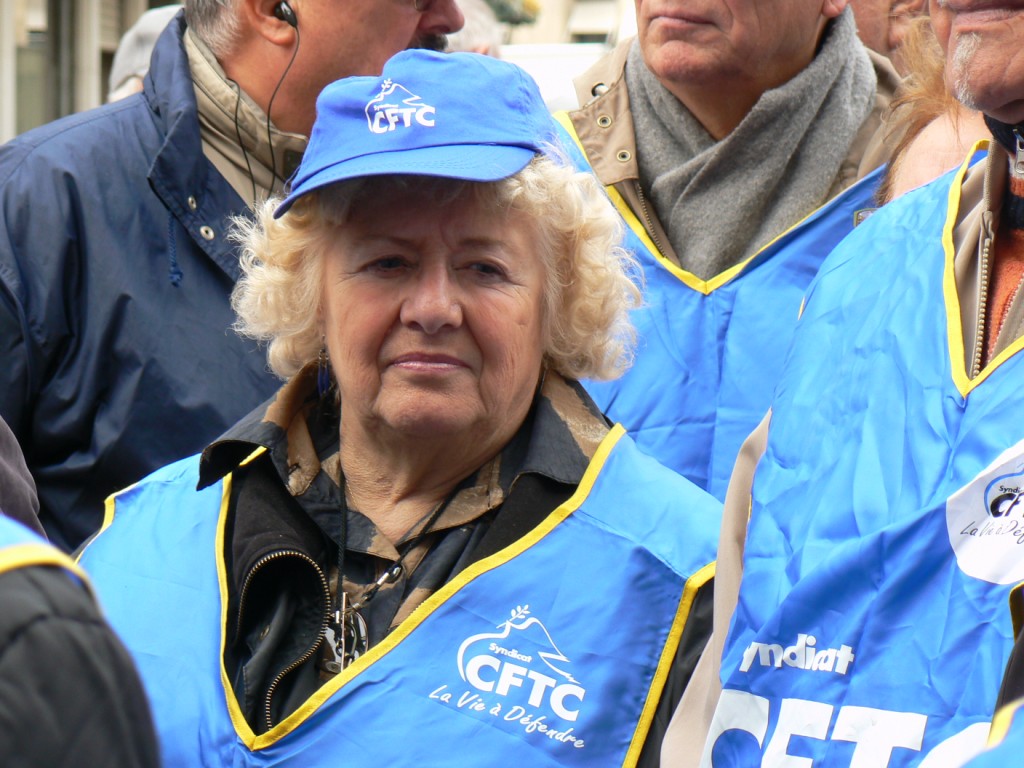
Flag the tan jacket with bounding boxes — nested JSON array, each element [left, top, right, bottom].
[[662, 140, 1007, 767], [565, 39, 901, 267]]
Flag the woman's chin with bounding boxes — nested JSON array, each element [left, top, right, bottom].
[[378, 406, 479, 443]]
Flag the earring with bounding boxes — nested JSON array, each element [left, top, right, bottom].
[[317, 346, 331, 397]]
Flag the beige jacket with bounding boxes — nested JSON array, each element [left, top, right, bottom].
[[565, 39, 900, 268], [662, 140, 1008, 767]]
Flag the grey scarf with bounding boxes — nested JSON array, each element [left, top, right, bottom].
[[626, 8, 876, 280]]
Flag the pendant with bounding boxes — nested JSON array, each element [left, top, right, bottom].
[[323, 593, 369, 674], [341, 596, 369, 667]]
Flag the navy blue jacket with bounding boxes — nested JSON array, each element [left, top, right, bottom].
[[0, 14, 280, 550]]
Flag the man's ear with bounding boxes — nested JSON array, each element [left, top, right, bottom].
[[889, 0, 927, 49], [241, 0, 297, 45], [821, 0, 848, 19]]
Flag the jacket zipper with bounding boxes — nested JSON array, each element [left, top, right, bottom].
[[971, 135, 1024, 378], [971, 214, 995, 379], [634, 181, 666, 258], [237, 549, 331, 733]]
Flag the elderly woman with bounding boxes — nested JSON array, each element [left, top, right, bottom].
[[79, 50, 720, 767]]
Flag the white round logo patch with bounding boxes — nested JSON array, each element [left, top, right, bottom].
[[946, 439, 1024, 584]]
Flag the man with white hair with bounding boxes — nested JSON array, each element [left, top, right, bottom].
[[664, 0, 1024, 764], [0, 0, 463, 550]]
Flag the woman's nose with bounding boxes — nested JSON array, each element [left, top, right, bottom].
[[399, 267, 463, 334]]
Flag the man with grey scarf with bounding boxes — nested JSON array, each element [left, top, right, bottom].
[[557, 0, 900, 503]]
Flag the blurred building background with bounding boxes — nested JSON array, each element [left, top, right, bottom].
[[0, 0, 636, 143]]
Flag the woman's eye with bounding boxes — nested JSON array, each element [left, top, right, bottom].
[[366, 256, 407, 273], [467, 262, 506, 279]]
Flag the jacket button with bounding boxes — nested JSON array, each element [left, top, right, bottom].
[[187, 196, 198, 211], [200, 225, 215, 240], [591, 83, 609, 97], [616, 150, 631, 162], [597, 114, 612, 128]]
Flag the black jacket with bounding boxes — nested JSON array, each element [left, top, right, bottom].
[[0, 551, 160, 766]]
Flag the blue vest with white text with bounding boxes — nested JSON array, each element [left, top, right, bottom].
[[79, 426, 720, 767], [706, 147, 1016, 767], [554, 114, 882, 500]]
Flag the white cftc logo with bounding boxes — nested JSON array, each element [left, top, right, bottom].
[[365, 79, 437, 135]]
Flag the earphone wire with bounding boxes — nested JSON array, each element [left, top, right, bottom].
[[266, 23, 300, 194]]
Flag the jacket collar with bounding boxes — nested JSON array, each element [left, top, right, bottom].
[[144, 12, 250, 281], [568, 39, 637, 187]]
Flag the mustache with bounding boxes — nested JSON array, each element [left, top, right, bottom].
[[410, 34, 449, 52]]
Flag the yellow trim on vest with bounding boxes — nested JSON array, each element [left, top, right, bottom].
[[216, 472, 258, 745], [0, 543, 93, 597], [217, 448, 308, 746], [941, 140, 1024, 398], [1010, 583, 1024, 642], [219, 424, 632, 751], [77, 474, 153, 566], [980, 335, 1024, 391], [987, 697, 1024, 747], [624, 560, 715, 766], [100, 494, 117, 534], [80, 452, 267, 569], [553, 111, 829, 297], [239, 446, 268, 467]]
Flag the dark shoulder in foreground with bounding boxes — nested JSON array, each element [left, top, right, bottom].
[[0, 562, 160, 767]]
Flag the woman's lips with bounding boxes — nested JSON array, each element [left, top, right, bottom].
[[389, 353, 469, 372]]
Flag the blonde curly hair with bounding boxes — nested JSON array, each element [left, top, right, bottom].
[[231, 153, 641, 382]]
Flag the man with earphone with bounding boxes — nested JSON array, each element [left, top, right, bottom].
[[0, 0, 464, 553]]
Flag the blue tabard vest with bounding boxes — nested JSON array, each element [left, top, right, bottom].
[[79, 425, 720, 767], [554, 113, 882, 500], [0, 515, 87, 584], [705, 146, 1018, 767]]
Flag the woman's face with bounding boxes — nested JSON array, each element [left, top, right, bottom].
[[321, 184, 547, 447]]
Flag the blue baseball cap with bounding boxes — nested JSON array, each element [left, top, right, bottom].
[[274, 49, 557, 217]]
